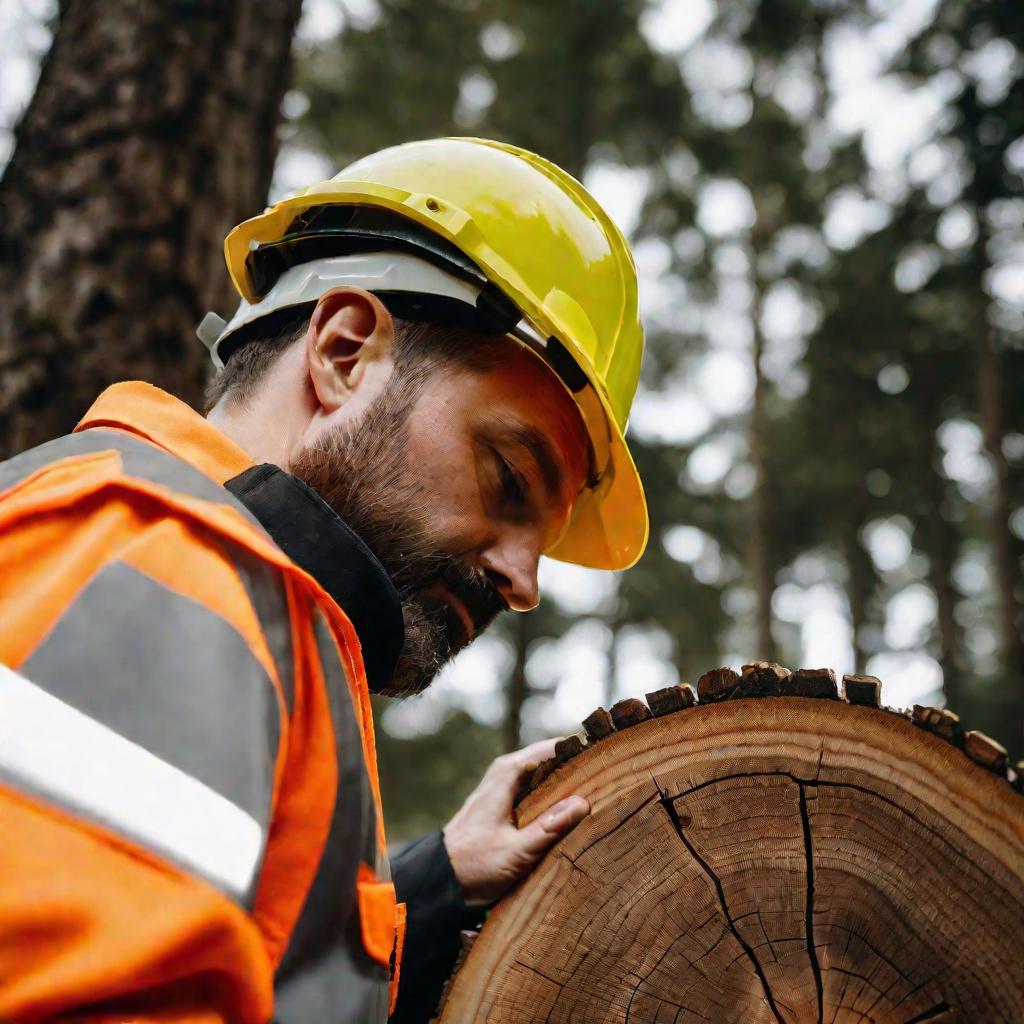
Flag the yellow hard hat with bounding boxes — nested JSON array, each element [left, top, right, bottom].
[[221, 138, 648, 570]]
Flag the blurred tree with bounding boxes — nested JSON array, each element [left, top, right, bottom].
[[952, 8, 1024, 713], [503, 614, 531, 753], [373, 706, 502, 843], [899, 0, 1024, 733], [0, 0, 303, 457], [617, 434, 734, 685], [298, 0, 685, 175], [4, 0, 1021, 834], [633, 0, 835, 665], [501, 599, 578, 751], [789, 203, 973, 707]]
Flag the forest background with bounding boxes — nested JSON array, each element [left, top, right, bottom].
[[2, 0, 1021, 841]]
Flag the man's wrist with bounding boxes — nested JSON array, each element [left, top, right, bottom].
[[395, 831, 485, 927], [441, 826, 496, 910]]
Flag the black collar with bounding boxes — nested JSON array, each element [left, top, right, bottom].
[[224, 463, 404, 693]]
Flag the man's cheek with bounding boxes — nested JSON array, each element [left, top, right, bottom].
[[404, 445, 485, 537], [419, 500, 484, 554]]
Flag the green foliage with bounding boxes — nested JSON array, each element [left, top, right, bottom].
[[297, 0, 1024, 803], [296, 0, 687, 176]]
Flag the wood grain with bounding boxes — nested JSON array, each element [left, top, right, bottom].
[[436, 685, 1024, 1024]]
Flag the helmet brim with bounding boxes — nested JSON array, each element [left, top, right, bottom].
[[546, 415, 648, 571]]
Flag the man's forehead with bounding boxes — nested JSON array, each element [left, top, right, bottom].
[[479, 357, 592, 500]]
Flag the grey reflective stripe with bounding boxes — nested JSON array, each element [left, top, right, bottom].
[[0, 429, 267, 535], [0, 663, 264, 903], [22, 560, 278, 906], [1, 430, 296, 710], [274, 608, 390, 1024]]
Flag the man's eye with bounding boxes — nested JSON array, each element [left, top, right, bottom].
[[497, 454, 527, 508]]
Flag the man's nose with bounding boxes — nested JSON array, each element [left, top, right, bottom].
[[479, 531, 542, 612]]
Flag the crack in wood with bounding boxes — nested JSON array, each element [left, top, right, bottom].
[[512, 959, 566, 1024], [843, 935, 942, 1023], [902, 1002, 954, 1023], [799, 783, 825, 1024], [512, 960, 562, 987], [625, 980, 707, 1024], [624, 969, 687, 1023], [444, 707, 1022, 1024], [557, 850, 596, 883], [655, 780, 788, 1024], [564, 790, 661, 863], [662, 768, 1020, 909], [884, 972, 952, 1022], [825, 925, 856, 1024], [656, 770, 966, 1024]]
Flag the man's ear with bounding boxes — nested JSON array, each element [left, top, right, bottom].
[[305, 287, 396, 413]]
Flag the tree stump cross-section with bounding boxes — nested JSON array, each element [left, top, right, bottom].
[[436, 671, 1024, 1024]]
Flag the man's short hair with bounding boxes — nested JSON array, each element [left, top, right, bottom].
[[204, 304, 509, 413]]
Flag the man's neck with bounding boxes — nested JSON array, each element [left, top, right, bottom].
[[206, 350, 313, 471]]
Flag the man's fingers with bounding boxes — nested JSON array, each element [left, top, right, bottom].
[[476, 738, 567, 819], [510, 737, 561, 771], [489, 737, 561, 786], [538, 794, 589, 835], [518, 795, 590, 858]]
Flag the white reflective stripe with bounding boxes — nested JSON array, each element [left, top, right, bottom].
[[208, 250, 485, 368], [0, 663, 263, 903]]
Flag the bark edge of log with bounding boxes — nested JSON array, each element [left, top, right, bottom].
[[513, 664, 1023, 810]]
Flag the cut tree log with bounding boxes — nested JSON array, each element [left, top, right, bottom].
[[435, 667, 1024, 1024]]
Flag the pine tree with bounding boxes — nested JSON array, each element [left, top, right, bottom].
[[0, 0, 303, 456]]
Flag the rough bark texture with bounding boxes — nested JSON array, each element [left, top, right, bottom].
[[437, 668, 1024, 1023], [0, 0, 303, 457]]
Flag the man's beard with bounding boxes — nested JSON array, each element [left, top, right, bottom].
[[290, 379, 507, 697]]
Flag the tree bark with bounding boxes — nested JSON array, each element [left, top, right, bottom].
[[0, 0, 303, 457], [439, 672, 1024, 1023]]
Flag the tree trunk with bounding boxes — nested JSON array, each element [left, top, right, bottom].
[[0, 0, 303, 457], [438, 669, 1023, 1023], [840, 514, 871, 674], [503, 613, 531, 753], [604, 613, 625, 709], [919, 423, 965, 710], [971, 235, 1024, 715], [748, 257, 775, 661]]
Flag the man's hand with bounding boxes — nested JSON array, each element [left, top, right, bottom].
[[442, 738, 590, 907]]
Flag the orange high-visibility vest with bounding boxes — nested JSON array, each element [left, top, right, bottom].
[[0, 381, 405, 1023]]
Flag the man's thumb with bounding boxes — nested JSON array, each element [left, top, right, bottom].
[[517, 795, 590, 858]]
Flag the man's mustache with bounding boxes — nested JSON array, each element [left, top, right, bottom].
[[400, 552, 509, 644], [430, 555, 509, 638]]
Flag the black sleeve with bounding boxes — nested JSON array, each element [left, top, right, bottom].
[[389, 831, 486, 1024]]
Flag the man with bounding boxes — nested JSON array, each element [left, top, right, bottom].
[[0, 137, 647, 1022]]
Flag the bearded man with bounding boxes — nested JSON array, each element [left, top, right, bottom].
[[0, 138, 648, 1024]]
